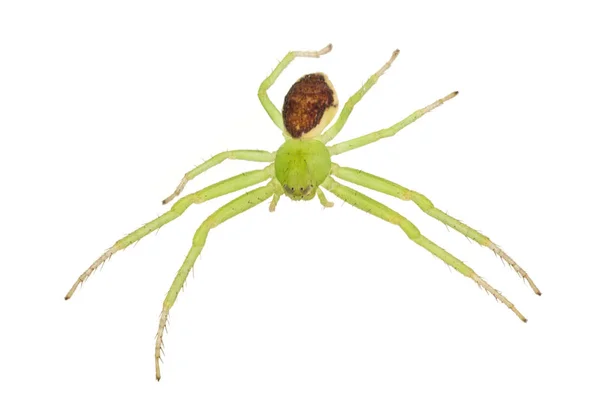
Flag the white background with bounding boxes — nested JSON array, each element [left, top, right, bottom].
[[1, 1, 599, 399]]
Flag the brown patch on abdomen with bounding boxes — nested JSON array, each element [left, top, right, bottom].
[[282, 73, 335, 138]]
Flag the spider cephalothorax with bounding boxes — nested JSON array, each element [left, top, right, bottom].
[[274, 138, 331, 200], [66, 44, 540, 381]]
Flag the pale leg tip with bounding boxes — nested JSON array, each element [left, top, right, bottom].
[[162, 193, 177, 205], [320, 43, 333, 54], [518, 313, 528, 323]]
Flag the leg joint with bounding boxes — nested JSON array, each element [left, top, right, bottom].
[[192, 225, 210, 246], [410, 191, 434, 211], [392, 216, 421, 240]]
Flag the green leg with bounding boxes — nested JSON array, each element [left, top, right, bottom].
[[268, 181, 284, 212], [155, 181, 276, 380], [269, 192, 281, 212], [328, 91, 458, 156], [258, 44, 332, 131], [317, 187, 334, 208], [162, 150, 274, 204], [330, 164, 541, 295], [64, 166, 274, 300], [321, 176, 527, 323], [320, 49, 399, 144]]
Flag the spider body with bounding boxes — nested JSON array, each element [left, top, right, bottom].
[[66, 44, 540, 380]]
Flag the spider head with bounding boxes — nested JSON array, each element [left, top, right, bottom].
[[281, 182, 317, 201], [282, 73, 338, 139], [275, 138, 331, 201]]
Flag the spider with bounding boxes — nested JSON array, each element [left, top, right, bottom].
[[65, 44, 541, 380]]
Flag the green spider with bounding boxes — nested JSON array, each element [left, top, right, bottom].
[[66, 44, 541, 380]]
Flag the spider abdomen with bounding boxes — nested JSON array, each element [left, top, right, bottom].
[[282, 73, 338, 139]]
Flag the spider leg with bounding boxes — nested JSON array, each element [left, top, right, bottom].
[[321, 176, 527, 323], [328, 91, 458, 156], [269, 192, 281, 212], [155, 181, 276, 380], [317, 187, 334, 208], [320, 49, 399, 144], [162, 149, 274, 204], [258, 44, 332, 131], [64, 165, 274, 300], [268, 181, 284, 212], [330, 164, 541, 295]]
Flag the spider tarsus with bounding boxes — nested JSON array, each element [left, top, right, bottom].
[[320, 43, 333, 55], [472, 273, 527, 322], [155, 310, 169, 381], [162, 178, 187, 205], [487, 242, 541, 296], [64, 284, 79, 300], [516, 313, 528, 323], [162, 194, 175, 205], [299, 44, 333, 58], [375, 50, 400, 77]]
